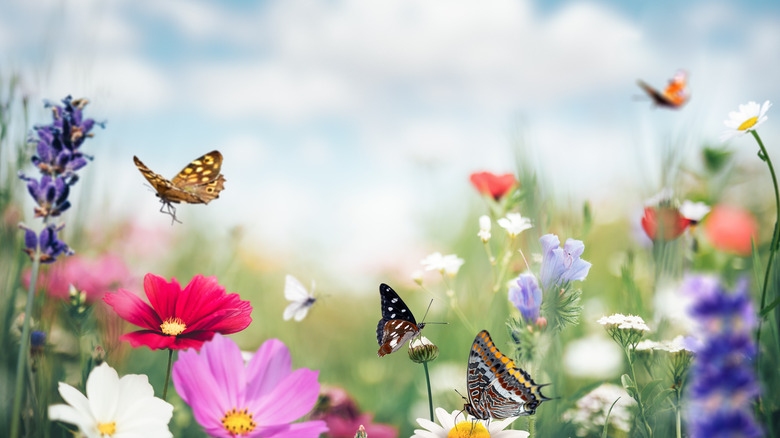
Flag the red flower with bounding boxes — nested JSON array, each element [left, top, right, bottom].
[[641, 206, 691, 241], [103, 273, 252, 351], [704, 205, 758, 256], [469, 171, 517, 200]]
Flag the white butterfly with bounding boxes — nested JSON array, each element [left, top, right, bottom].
[[283, 275, 317, 321]]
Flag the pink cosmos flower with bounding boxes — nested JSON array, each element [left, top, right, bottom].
[[469, 171, 518, 200], [172, 333, 327, 438], [23, 254, 135, 303], [311, 387, 398, 438], [103, 273, 252, 351]]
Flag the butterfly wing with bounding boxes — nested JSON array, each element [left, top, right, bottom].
[[637, 70, 689, 109], [169, 150, 226, 204], [376, 283, 421, 357], [637, 80, 674, 107], [285, 275, 311, 301], [283, 275, 316, 321], [466, 330, 549, 419], [283, 299, 315, 321], [133, 156, 180, 202]]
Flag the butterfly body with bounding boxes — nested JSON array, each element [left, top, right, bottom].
[[464, 330, 548, 419], [637, 70, 690, 109], [376, 283, 425, 357], [133, 150, 226, 222], [283, 275, 317, 321]]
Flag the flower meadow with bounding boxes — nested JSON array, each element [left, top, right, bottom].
[[2, 81, 780, 438]]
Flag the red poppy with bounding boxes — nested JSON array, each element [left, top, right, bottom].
[[704, 205, 758, 256], [103, 273, 252, 351], [641, 206, 691, 241], [469, 171, 517, 200]]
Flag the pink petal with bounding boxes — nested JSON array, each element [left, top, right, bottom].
[[175, 275, 224, 322], [144, 273, 182, 319], [246, 339, 292, 399], [170, 331, 217, 351], [103, 290, 161, 330], [121, 331, 176, 350], [265, 421, 328, 438], [186, 301, 252, 334], [201, 334, 246, 406], [172, 347, 229, 432], [252, 369, 320, 424]]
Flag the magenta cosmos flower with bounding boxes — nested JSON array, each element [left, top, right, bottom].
[[103, 273, 252, 351], [173, 333, 328, 438]]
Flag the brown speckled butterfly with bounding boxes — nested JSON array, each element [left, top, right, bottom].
[[133, 150, 226, 223]]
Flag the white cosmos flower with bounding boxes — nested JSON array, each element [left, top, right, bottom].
[[49, 363, 173, 438], [421, 252, 465, 276], [497, 213, 533, 238], [412, 407, 529, 438], [721, 100, 771, 141], [478, 215, 492, 242]]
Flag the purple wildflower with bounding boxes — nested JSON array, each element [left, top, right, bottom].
[[684, 276, 762, 438], [508, 273, 543, 323], [172, 333, 327, 438], [539, 234, 591, 290], [19, 223, 73, 264]]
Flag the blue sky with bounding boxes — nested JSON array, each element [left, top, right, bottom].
[[2, 0, 779, 282]]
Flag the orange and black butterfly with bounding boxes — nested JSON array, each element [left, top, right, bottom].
[[133, 150, 226, 223], [637, 70, 690, 109]]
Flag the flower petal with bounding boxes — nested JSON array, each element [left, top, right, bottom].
[[246, 339, 292, 399], [103, 289, 162, 331], [86, 363, 119, 423], [265, 421, 329, 438], [144, 273, 182, 319], [172, 347, 230, 432], [120, 331, 176, 350], [252, 369, 320, 424]]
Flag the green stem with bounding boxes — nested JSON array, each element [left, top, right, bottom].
[[626, 348, 653, 438], [528, 414, 536, 437], [10, 252, 41, 438], [754, 130, 780, 357], [493, 237, 515, 293], [162, 348, 173, 401], [422, 361, 434, 422]]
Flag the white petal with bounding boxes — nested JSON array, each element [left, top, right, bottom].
[[49, 403, 93, 432], [56, 382, 94, 421], [411, 430, 444, 438], [86, 363, 120, 422], [416, 417, 444, 433]]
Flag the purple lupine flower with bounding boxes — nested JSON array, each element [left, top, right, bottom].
[[508, 273, 543, 323], [539, 234, 591, 290], [684, 276, 762, 438], [21, 175, 71, 217], [19, 223, 73, 264], [172, 333, 327, 438]]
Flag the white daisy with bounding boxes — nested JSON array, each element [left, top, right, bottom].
[[412, 407, 529, 438], [49, 362, 173, 438], [497, 213, 533, 238], [478, 215, 492, 242], [721, 100, 771, 141]]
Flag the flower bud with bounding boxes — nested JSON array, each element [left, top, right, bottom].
[[411, 270, 424, 286], [354, 425, 367, 438], [408, 336, 439, 363]]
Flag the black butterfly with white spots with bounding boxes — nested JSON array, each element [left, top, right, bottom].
[[376, 283, 425, 357]]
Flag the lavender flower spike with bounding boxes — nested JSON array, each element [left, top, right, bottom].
[[19, 223, 73, 264], [539, 234, 591, 290]]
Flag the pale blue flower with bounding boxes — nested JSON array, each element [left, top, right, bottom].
[[539, 234, 591, 290]]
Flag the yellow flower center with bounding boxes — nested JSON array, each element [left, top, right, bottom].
[[221, 407, 256, 435], [97, 421, 116, 436], [159, 317, 187, 336], [447, 421, 491, 438], [738, 116, 758, 131]]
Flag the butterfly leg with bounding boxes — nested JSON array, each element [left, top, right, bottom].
[[159, 200, 182, 225]]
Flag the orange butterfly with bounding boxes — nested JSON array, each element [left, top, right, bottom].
[[637, 70, 690, 109]]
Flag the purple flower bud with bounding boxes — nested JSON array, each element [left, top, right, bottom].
[[508, 273, 543, 323]]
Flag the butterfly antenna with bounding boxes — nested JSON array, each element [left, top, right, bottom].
[[418, 299, 449, 326]]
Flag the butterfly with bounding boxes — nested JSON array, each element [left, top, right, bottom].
[[283, 275, 317, 321], [637, 70, 690, 109], [463, 330, 549, 419], [133, 150, 226, 223], [376, 283, 425, 357]]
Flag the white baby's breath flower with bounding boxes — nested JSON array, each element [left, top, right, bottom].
[[49, 363, 173, 438], [563, 383, 636, 437], [635, 339, 663, 351], [721, 100, 771, 141], [497, 213, 533, 238], [680, 200, 710, 223], [478, 215, 492, 242], [412, 407, 529, 438]]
